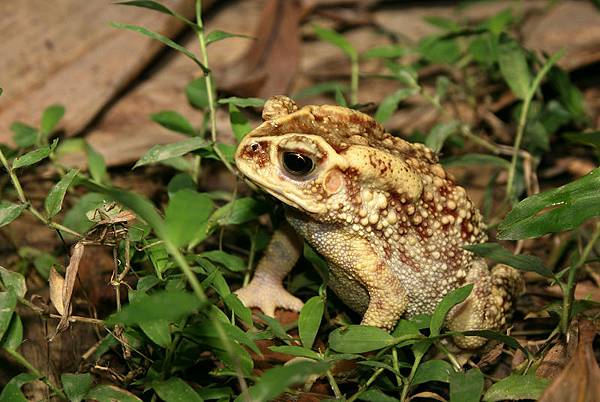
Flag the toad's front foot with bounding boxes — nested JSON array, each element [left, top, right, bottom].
[[235, 278, 304, 317]]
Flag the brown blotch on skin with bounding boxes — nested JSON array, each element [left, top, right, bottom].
[[240, 140, 271, 168]]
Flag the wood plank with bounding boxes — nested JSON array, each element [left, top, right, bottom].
[[60, 0, 264, 168], [0, 0, 197, 144], [523, 1, 600, 71]]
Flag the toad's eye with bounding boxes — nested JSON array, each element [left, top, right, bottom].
[[282, 152, 315, 176]]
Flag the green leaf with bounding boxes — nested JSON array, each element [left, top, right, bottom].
[[61, 373, 93, 402], [44, 169, 79, 218], [153, 378, 202, 402], [151, 110, 196, 136], [441, 153, 510, 169], [134, 137, 209, 168], [196, 387, 232, 400], [12, 139, 57, 169], [268, 345, 321, 360], [147, 242, 171, 274], [425, 121, 460, 153], [418, 36, 460, 64], [497, 38, 531, 99], [424, 15, 460, 31], [363, 44, 408, 59], [358, 389, 399, 402], [111, 22, 208, 74], [165, 189, 213, 247], [187, 313, 255, 376], [481, 9, 514, 36], [189, 313, 259, 354], [498, 167, 600, 239], [223, 293, 254, 327], [206, 30, 252, 46], [374, 88, 418, 124], [468, 33, 498, 67], [483, 373, 549, 401], [85, 385, 143, 402], [329, 325, 397, 353], [257, 313, 291, 342], [210, 197, 269, 226], [459, 330, 529, 356], [430, 284, 473, 337], [392, 319, 421, 338], [105, 290, 204, 326], [465, 243, 553, 278], [199, 250, 245, 272], [167, 173, 196, 197], [450, 369, 484, 402], [435, 76, 451, 102], [229, 104, 252, 142], [85, 142, 108, 184], [298, 295, 324, 349], [412, 359, 453, 385], [186, 77, 210, 109], [218, 97, 265, 108], [0, 291, 17, 341], [564, 131, 600, 151], [0, 267, 26, 298], [236, 361, 330, 402], [1, 314, 23, 351], [334, 87, 348, 107], [0, 374, 39, 402], [0, 202, 26, 229], [10, 122, 38, 148], [313, 25, 357, 60], [116, 0, 194, 26], [40, 104, 65, 135], [548, 66, 587, 122], [141, 318, 171, 348]]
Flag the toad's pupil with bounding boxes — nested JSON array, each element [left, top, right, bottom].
[[282, 152, 314, 176], [250, 142, 260, 152]]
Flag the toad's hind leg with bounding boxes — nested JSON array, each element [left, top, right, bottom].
[[446, 261, 524, 349]]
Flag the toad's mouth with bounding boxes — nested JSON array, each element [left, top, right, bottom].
[[259, 184, 326, 215], [239, 169, 325, 215]]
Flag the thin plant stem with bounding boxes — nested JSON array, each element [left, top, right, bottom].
[[350, 56, 359, 105], [326, 370, 343, 399], [190, 3, 250, 397], [391, 347, 404, 398], [0, 148, 83, 239], [4, 348, 67, 400], [347, 367, 385, 402], [400, 350, 425, 402], [194, 0, 238, 180], [560, 221, 600, 336], [506, 50, 563, 199]]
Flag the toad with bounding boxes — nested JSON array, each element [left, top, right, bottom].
[[234, 96, 524, 348]]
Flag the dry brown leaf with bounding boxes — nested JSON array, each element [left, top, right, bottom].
[[537, 342, 569, 381], [215, 0, 304, 98], [0, 0, 199, 145], [538, 320, 600, 402], [62, 242, 85, 318], [49, 267, 67, 316], [49, 242, 85, 336], [409, 391, 447, 402]]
